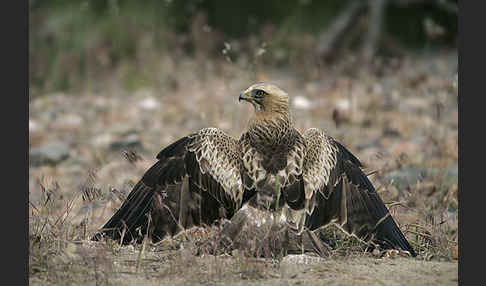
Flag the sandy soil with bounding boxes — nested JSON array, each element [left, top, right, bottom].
[[29, 241, 458, 286]]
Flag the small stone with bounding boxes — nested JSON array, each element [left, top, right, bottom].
[[382, 127, 401, 138], [335, 98, 350, 112], [281, 254, 325, 265], [29, 119, 39, 132], [53, 114, 83, 130], [91, 133, 115, 148], [384, 166, 428, 189], [30, 140, 71, 166], [356, 138, 382, 151], [292, 96, 312, 110], [138, 97, 160, 110], [108, 133, 143, 152]]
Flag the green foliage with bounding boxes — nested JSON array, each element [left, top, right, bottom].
[[167, 0, 348, 37], [29, 1, 172, 96], [385, 1, 457, 49]]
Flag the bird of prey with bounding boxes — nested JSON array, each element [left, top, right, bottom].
[[93, 82, 416, 257]]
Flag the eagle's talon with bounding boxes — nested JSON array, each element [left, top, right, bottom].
[[381, 249, 411, 259]]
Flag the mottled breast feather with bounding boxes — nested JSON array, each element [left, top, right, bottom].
[[239, 128, 307, 233], [239, 129, 306, 191], [186, 127, 244, 207]]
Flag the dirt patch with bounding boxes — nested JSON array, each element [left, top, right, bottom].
[[29, 241, 458, 286]]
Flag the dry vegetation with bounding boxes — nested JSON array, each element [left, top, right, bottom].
[[29, 32, 458, 284]]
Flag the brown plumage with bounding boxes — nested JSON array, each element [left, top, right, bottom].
[[93, 82, 416, 257]]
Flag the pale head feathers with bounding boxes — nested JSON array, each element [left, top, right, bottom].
[[240, 82, 292, 130]]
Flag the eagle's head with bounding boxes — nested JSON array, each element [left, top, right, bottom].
[[239, 82, 290, 116]]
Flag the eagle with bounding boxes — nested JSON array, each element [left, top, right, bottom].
[[93, 82, 416, 257]]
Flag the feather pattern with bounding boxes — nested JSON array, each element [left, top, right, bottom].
[[93, 128, 246, 243], [302, 128, 416, 256], [186, 128, 244, 206]]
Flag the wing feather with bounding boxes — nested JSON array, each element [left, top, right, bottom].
[[92, 128, 246, 244], [301, 128, 416, 256]]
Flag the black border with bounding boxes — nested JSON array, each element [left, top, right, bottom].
[[457, 0, 462, 282], [459, 0, 479, 285], [12, 0, 28, 285], [24, 1, 29, 285]]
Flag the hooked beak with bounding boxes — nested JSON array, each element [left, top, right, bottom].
[[238, 91, 253, 103], [239, 89, 263, 111]]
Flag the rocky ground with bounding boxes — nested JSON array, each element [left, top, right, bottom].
[[29, 50, 458, 285]]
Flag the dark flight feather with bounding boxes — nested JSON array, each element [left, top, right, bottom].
[[303, 129, 415, 256]]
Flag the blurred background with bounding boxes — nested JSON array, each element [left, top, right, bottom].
[[29, 0, 458, 272], [29, 0, 457, 97]]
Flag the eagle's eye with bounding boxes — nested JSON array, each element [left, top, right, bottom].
[[254, 89, 266, 98]]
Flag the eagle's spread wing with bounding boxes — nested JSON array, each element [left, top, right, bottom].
[[93, 128, 246, 244], [302, 128, 416, 256], [94, 82, 415, 257]]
